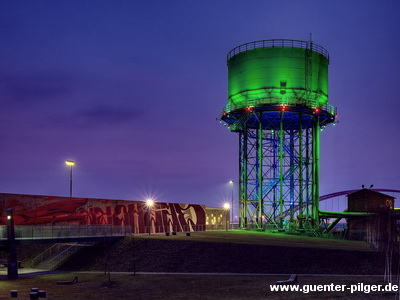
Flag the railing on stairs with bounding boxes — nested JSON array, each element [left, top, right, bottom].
[[44, 243, 79, 270], [32, 243, 80, 270], [30, 243, 62, 268]]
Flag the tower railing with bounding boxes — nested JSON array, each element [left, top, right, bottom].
[[222, 100, 336, 116], [227, 39, 329, 61]]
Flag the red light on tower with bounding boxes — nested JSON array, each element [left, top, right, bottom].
[[246, 106, 253, 112], [314, 108, 320, 114], [281, 105, 286, 111]]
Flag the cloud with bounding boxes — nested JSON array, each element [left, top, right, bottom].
[[39, 105, 143, 130], [0, 72, 73, 105], [75, 105, 140, 124], [0, 70, 144, 130]]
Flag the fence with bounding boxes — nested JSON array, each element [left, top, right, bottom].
[[0, 222, 233, 242], [141, 224, 206, 234], [0, 225, 132, 241]]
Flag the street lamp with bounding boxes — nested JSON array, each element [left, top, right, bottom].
[[7, 208, 18, 279], [146, 199, 154, 208], [145, 199, 154, 234], [223, 203, 230, 231], [65, 160, 75, 198], [229, 180, 234, 228]]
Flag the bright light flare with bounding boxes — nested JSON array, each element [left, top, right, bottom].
[[223, 203, 231, 210], [146, 199, 155, 207], [65, 160, 75, 166]]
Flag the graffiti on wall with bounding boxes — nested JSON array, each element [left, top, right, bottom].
[[0, 193, 206, 233]]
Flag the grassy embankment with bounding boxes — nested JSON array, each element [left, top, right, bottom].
[[61, 230, 384, 275], [0, 230, 394, 299]]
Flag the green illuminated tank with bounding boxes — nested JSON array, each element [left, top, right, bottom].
[[227, 39, 329, 110]]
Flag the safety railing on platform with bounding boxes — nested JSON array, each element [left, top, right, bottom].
[[0, 225, 132, 240], [142, 224, 206, 234], [0, 223, 234, 240], [222, 99, 336, 116], [227, 39, 330, 61]]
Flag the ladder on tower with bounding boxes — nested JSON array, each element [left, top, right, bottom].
[[305, 40, 313, 100]]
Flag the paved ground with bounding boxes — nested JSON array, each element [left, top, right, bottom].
[[0, 267, 389, 280], [0, 268, 61, 279], [0, 271, 396, 299]]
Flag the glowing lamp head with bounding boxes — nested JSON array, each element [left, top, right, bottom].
[[229, 180, 234, 184], [66, 160, 75, 166], [146, 199, 154, 208], [223, 203, 231, 210], [7, 215, 11, 220]]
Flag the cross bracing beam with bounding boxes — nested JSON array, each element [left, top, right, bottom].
[[231, 107, 325, 230]]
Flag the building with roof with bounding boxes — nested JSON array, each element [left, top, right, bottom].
[[347, 189, 396, 244]]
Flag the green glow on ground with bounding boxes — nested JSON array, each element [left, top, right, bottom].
[[136, 230, 373, 252]]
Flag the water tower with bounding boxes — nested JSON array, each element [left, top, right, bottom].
[[220, 39, 336, 231]]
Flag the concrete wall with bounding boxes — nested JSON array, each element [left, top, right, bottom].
[[0, 193, 206, 233]]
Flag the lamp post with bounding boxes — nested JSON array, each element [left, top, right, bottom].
[[65, 160, 75, 198], [229, 180, 234, 229], [146, 199, 154, 235], [223, 203, 230, 231], [7, 208, 18, 279]]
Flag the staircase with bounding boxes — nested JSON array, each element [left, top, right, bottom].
[[32, 243, 81, 270]]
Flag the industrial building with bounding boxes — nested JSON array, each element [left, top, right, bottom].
[[347, 189, 397, 244]]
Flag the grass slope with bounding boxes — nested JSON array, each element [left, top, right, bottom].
[[60, 231, 385, 275]]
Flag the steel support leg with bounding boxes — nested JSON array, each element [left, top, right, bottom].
[[257, 113, 263, 228], [312, 117, 320, 227]]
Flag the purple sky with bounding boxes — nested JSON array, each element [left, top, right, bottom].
[[0, 1, 399, 215]]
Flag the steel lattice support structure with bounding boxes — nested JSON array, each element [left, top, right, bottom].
[[220, 39, 336, 231], [224, 106, 333, 230]]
